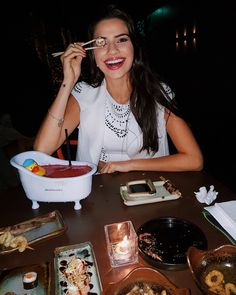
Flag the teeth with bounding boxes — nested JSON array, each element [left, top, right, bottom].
[[106, 59, 123, 65]]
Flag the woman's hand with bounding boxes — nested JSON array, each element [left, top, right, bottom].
[[60, 43, 86, 85], [98, 161, 131, 174]]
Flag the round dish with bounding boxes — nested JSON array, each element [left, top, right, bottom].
[[187, 244, 236, 294], [102, 266, 190, 295], [137, 217, 207, 270]]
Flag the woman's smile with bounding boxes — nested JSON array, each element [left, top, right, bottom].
[[104, 57, 126, 70]]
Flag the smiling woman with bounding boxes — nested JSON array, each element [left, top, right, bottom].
[[33, 4, 203, 175]]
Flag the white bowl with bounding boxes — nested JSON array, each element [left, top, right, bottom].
[[10, 151, 97, 210]]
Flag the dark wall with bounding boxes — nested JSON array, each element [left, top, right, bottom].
[[146, 0, 236, 192]]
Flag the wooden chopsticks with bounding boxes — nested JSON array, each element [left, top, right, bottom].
[[51, 38, 103, 57]]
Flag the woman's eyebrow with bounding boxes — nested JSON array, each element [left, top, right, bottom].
[[95, 33, 129, 39], [114, 33, 130, 38]]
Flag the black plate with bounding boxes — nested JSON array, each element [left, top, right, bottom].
[[137, 217, 207, 270]]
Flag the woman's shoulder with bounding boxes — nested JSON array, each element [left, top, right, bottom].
[[72, 81, 97, 94], [71, 80, 106, 108]]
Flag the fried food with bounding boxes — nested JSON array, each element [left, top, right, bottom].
[[0, 221, 41, 235], [10, 236, 28, 252], [204, 270, 236, 295], [0, 231, 14, 247], [209, 285, 225, 295], [0, 231, 32, 252], [205, 270, 224, 287], [0, 212, 55, 235], [225, 283, 236, 295]]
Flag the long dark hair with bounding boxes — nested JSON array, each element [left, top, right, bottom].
[[81, 5, 181, 154]]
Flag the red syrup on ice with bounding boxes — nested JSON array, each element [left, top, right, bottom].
[[41, 164, 92, 178]]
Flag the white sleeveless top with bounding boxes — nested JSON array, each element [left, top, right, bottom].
[[71, 79, 172, 164]]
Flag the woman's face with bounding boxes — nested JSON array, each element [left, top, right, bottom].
[[93, 18, 134, 81]]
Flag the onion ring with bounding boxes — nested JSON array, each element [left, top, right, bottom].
[[225, 283, 236, 295], [205, 270, 224, 287]]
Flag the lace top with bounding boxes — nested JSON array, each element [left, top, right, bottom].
[[99, 93, 131, 162]]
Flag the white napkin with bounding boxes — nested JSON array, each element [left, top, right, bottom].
[[204, 201, 236, 240], [194, 185, 218, 205]]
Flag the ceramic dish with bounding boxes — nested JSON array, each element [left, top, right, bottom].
[[102, 266, 190, 295], [10, 151, 97, 210], [137, 217, 207, 270], [187, 244, 236, 295], [0, 262, 51, 294], [54, 241, 102, 295], [0, 210, 66, 255], [120, 179, 181, 206]]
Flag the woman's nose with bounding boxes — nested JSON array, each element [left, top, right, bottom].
[[106, 41, 119, 53]]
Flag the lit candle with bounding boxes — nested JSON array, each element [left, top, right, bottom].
[[114, 236, 130, 260], [105, 221, 138, 267], [113, 235, 131, 261], [116, 236, 129, 254]]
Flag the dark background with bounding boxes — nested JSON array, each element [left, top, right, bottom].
[[3, 0, 236, 192]]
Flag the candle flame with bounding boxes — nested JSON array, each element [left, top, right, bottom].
[[115, 235, 129, 255], [119, 235, 129, 248], [117, 223, 122, 231]]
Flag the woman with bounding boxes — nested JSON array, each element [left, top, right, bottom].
[[34, 5, 203, 173]]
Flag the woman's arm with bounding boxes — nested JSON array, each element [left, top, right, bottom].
[[33, 43, 86, 155], [99, 111, 203, 173], [33, 94, 80, 155]]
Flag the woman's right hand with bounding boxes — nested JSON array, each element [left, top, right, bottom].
[[60, 43, 86, 85]]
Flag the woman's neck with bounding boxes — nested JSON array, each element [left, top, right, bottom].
[[105, 77, 131, 104]]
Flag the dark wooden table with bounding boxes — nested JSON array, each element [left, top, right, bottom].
[[0, 170, 235, 294]]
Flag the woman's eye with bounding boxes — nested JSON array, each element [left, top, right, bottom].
[[117, 37, 129, 43]]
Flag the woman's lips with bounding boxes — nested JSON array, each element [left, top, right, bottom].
[[104, 58, 125, 70]]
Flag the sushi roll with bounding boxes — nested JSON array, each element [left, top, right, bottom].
[[23, 271, 38, 289]]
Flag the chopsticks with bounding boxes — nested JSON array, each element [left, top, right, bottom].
[[51, 38, 101, 57]]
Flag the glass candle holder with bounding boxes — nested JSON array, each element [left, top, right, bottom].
[[104, 220, 138, 268]]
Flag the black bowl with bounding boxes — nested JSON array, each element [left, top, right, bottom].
[[137, 217, 207, 270]]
